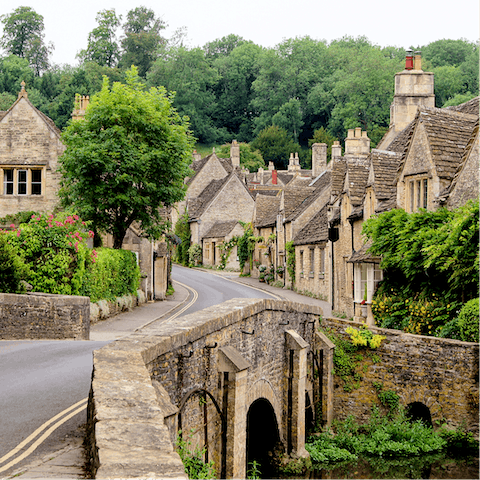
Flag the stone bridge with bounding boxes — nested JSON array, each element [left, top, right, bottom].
[[87, 298, 478, 479]]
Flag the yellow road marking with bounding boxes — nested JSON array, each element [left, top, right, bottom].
[[166, 280, 199, 321], [0, 399, 87, 472]]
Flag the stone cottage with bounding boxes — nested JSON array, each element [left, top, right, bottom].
[[0, 82, 64, 217]]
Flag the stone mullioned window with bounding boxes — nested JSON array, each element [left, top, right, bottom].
[[2, 167, 43, 196]]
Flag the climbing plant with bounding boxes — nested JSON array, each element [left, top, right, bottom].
[[218, 236, 239, 269], [174, 211, 191, 266], [187, 243, 202, 266], [286, 240, 296, 286], [237, 222, 263, 273]]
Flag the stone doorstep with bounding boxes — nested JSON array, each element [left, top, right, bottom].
[[6, 438, 85, 480]]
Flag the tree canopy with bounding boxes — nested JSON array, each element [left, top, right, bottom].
[[59, 67, 194, 248], [0, 6, 53, 74]]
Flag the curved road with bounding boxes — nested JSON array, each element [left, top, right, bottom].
[[0, 268, 276, 477]]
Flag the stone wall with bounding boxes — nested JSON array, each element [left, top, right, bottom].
[[87, 300, 478, 479], [0, 292, 90, 340], [320, 317, 479, 433]]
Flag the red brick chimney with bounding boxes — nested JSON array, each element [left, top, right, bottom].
[[272, 170, 278, 185], [405, 49, 414, 70]]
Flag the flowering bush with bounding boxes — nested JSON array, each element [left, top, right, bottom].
[[345, 325, 385, 349], [5, 213, 95, 295]]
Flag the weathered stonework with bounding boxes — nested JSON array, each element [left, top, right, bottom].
[[87, 300, 477, 479], [0, 292, 90, 340]]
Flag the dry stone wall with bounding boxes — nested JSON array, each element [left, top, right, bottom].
[[0, 292, 90, 340]]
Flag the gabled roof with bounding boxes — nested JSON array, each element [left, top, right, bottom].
[[186, 153, 233, 186], [188, 177, 229, 219], [331, 157, 347, 200], [283, 186, 315, 219], [293, 206, 328, 246], [285, 171, 331, 222], [254, 194, 281, 228], [203, 220, 239, 239], [368, 150, 402, 201], [0, 94, 61, 139], [347, 242, 381, 264], [401, 106, 477, 181], [345, 158, 370, 206], [444, 96, 479, 116], [385, 120, 416, 155]]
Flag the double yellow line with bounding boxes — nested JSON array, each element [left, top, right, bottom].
[[0, 398, 87, 473]]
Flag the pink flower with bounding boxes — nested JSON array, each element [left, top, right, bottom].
[[9, 224, 15, 228], [16, 230, 21, 237]]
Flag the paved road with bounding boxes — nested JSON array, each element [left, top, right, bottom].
[[0, 267, 278, 478], [172, 264, 277, 315]]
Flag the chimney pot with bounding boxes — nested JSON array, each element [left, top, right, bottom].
[[405, 49, 414, 70]]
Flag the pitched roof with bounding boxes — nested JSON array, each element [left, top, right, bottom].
[[283, 186, 315, 219], [347, 242, 381, 264], [254, 194, 281, 228], [331, 157, 347, 200], [188, 177, 229, 219], [345, 158, 370, 206], [186, 153, 233, 186], [444, 96, 479, 116], [369, 150, 402, 201], [385, 120, 416, 155], [406, 106, 477, 181], [203, 220, 239, 239], [293, 206, 328, 246], [286, 171, 331, 222]]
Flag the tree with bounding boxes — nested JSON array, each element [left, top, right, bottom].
[[119, 6, 166, 77], [216, 142, 265, 172], [0, 7, 53, 74], [59, 67, 194, 249], [309, 127, 339, 162], [78, 9, 121, 68], [250, 125, 301, 170]]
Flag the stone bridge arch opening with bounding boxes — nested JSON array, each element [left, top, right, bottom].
[[246, 398, 280, 479], [406, 401, 433, 427]]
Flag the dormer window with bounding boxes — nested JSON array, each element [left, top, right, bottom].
[[407, 176, 428, 212]]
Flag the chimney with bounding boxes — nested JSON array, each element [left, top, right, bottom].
[[268, 161, 275, 171], [405, 49, 414, 70], [414, 51, 422, 71], [272, 170, 278, 185], [258, 167, 264, 185], [312, 143, 327, 177], [331, 141, 342, 159], [288, 153, 295, 171], [72, 94, 90, 121], [192, 149, 201, 161], [17, 80, 28, 99], [345, 128, 370, 156], [230, 139, 240, 167]]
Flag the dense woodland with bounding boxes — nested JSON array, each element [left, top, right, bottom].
[[0, 6, 478, 168]]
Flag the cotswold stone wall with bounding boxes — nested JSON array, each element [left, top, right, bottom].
[[321, 317, 479, 433], [0, 292, 89, 340]]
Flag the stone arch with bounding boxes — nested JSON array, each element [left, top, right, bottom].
[[406, 401, 433, 427], [246, 378, 283, 438], [398, 388, 442, 423], [246, 398, 281, 479]]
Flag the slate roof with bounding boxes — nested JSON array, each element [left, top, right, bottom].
[[369, 150, 402, 201], [254, 194, 281, 228], [331, 157, 347, 200], [286, 171, 331, 222], [188, 177, 229, 219], [283, 186, 315, 219], [187, 153, 233, 185], [346, 159, 370, 206], [203, 220, 239, 239], [347, 242, 381, 264], [385, 120, 416, 155], [444, 96, 479, 116], [403, 106, 478, 181], [293, 206, 328, 246]]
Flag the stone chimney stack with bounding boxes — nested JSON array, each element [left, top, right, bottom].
[[312, 143, 327, 177], [192, 150, 201, 161], [331, 141, 342, 160], [230, 139, 240, 168], [268, 161, 275, 171], [72, 94, 90, 121], [344, 128, 370, 157], [258, 167, 264, 185], [390, 50, 434, 132]]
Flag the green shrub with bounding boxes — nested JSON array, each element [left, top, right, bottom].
[[0, 233, 26, 293], [81, 248, 140, 302], [176, 430, 216, 479], [456, 298, 479, 342]]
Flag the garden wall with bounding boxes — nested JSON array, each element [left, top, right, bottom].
[[0, 292, 90, 340]]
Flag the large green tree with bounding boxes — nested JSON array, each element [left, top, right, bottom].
[[59, 67, 194, 248], [119, 6, 166, 77], [0, 6, 53, 74], [78, 9, 121, 68]]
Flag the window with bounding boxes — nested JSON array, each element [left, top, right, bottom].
[[423, 179, 428, 208], [31, 170, 42, 195], [409, 181, 414, 212], [416, 180, 421, 210], [319, 247, 325, 274], [310, 248, 315, 275], [2, 168, 42, 196], [300, 250, 304, 276], [4, 169, 13, 195], [17, 170, 27, 195], [408, 178, 428, 212]]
